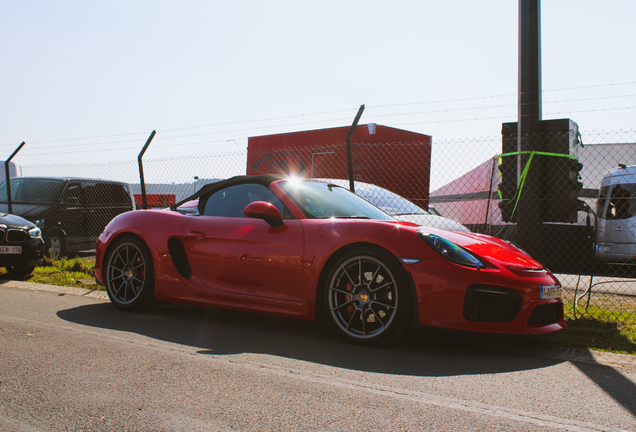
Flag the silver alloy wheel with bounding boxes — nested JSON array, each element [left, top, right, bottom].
[[48, 236, 62, 260], [106, 241, 147, 306], [327, 255, 399, 340]]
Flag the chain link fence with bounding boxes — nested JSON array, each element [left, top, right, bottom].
[[2, 129, 635, 320]]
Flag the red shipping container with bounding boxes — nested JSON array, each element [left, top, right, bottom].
[[134, 194, 176, 209], [247, 123, 431, 209]]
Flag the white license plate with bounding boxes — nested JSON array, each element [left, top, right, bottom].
[[540, 285, 561, 299], [596, 244, 612, 253], [0, 246, 21, 254]]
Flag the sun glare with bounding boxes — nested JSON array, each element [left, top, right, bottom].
[[287, 175, 302, 188]]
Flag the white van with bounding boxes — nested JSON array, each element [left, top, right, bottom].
[[595, 165, 636, 262]]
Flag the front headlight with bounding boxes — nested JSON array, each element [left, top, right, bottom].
[[28, 227, 42, 239], [418, 231, 486, 269]]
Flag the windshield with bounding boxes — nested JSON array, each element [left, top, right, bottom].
[[279, 180, 395, 220], [314, 179, 427, 216], [356, 185, 427, 215], [0, 178, 65, 204], [598, 183, 636, 220]]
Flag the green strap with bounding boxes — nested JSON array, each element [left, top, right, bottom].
[[500, 150, 578, 160], [497, 151, 579, 220]]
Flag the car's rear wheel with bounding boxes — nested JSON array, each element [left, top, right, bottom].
[[324, 248, 412, 345], [105, 237, 155, 311], [46, 231, 66, 260]]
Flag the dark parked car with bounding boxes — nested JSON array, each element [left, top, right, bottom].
[[0, 177, 134, 259], [0, 212, 44, 278]]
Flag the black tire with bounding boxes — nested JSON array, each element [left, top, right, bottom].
[[323, 247, 412, 345], [105, 236, 155, 311], [6, 264, 35, 280], [46, 231, 66, 260]]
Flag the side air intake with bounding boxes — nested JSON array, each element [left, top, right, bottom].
[[167, 238, 192, 280]]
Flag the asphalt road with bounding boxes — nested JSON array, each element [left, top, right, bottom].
[[1, 282, 635, 431]]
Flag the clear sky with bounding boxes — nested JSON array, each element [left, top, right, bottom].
[[1, 0, 634, 172]]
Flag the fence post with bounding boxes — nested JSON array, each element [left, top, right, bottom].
[[5, 141, 25, 214], [516, 0, 544, 261], [138, 130, 156, 210], [345, 105, 365, 193], [485, 156, 497, 234]]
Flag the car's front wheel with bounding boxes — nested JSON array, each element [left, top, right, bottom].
[[324, 248, 412, 345], [105, 236, 155, 311], [6, 264, 35, 280]]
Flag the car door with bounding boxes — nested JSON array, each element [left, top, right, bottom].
[[181, 182, 304, 301], [59, 181, 89, 249], [82, 181, 112, 242], [597, 181, 636, 258]]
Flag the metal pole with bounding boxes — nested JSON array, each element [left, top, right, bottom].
[[485, 156, 497, 235], [345, 105, 365, 193], [518, 0, 542, 138], [5, 142, 25, 214], [138, 130, 156, 210], [517, 0, 543, 261]]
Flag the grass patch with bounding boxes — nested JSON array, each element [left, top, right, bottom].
[[0, 256, 104, 291], [553, 298, 636, 354], [543, 317, 636, 355]]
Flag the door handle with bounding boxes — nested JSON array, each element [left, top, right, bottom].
[[186, 230, 206, 240]]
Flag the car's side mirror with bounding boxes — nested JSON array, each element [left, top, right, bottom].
[[244, 201, 283, 227]]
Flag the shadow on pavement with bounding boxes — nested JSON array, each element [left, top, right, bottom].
[[57, 301, 565, 378], [58, 302, 636, 416], [572, 361, 636, 416]]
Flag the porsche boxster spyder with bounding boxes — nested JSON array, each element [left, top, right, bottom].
[[95, 175, 565, 345]]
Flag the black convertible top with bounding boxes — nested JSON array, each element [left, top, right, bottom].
[[170, 174, 287, 210]]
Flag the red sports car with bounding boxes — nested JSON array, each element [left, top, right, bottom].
[[95, 174, 566, 345]]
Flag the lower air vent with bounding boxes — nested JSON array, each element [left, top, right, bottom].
[[463, 285, 523, 323], [167, 238, 192, 280], [528, 303, 562, 326]]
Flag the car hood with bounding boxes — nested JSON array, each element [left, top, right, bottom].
[[394, 213, 470, 232], [419, 228, 544, 270], [0, 213, 37, 229]]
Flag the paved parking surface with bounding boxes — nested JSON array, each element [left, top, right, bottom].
[[1, 281, 635, 431]]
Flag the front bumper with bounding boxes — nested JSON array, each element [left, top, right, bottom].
[[407, 258, 566, 335], [0, 237, 44, 267]]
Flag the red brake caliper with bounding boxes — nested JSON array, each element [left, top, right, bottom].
[[345, 281, 354, 317]]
